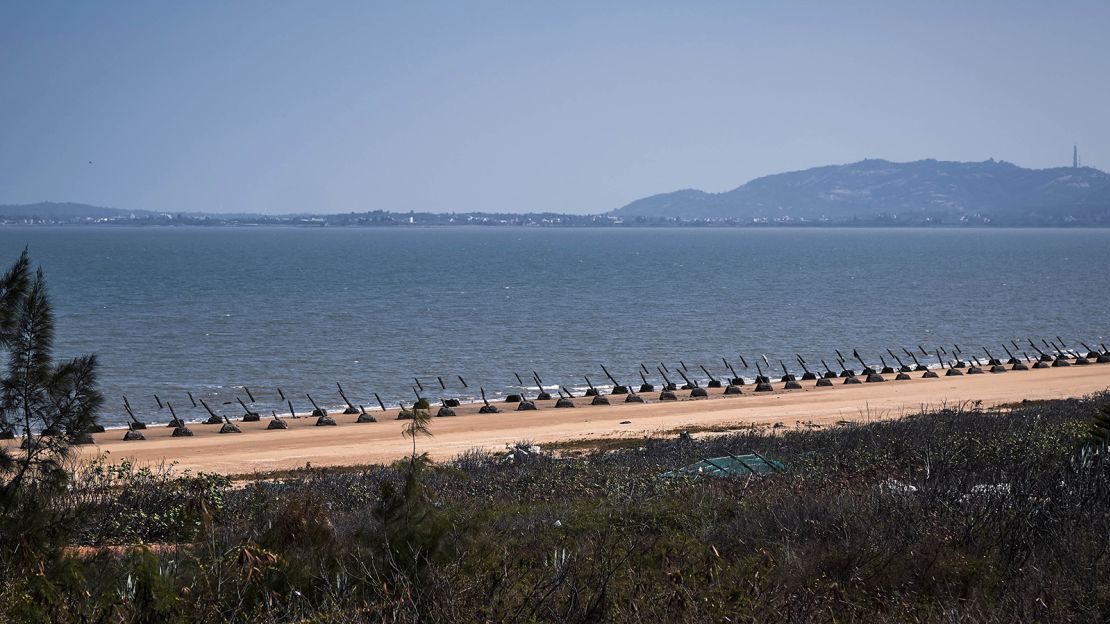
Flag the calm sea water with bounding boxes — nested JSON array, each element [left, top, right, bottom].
[[2, 226, 1108, 427]]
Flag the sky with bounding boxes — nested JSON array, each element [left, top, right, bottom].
[[1, 2, 1108, 215]]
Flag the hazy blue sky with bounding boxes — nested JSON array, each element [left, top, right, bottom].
[[2, 2, 1108, 215]]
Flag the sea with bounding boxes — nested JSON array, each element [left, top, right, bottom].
[[2, 226, 1108, 428]]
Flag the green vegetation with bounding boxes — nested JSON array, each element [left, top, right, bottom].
[[0, 394, 1108, 622], [1091, 404, 1110, 445], [2, 250, 1109, 621], [1, 250, 104, 608]]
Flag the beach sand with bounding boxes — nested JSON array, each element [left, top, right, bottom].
[[44, 364, 1110, 476]]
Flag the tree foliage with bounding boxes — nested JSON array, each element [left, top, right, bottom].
[[0, 249, 103, 572], [1091, 404, 1110, 445]]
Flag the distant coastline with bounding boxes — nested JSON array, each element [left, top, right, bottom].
[[6, 157, 1110, 227], [4, 214, 1110, 228]]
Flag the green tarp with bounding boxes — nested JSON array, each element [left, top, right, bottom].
[[661, 454, 784, 479]]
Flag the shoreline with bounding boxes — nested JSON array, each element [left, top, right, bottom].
[[28, 362, 1106, 477], [64, 360, 1061, 432]]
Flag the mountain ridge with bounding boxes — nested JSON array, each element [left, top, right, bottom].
[[611, 159, 1110, 224], [0, 201, 140, 219], [7, 158, 1110, 226]]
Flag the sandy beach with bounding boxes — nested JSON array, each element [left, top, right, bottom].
[[44, 364, 1110, 475]]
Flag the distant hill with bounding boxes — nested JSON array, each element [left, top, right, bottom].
[[0, 202, 138, 219], [11, 160, 1110, 227], [612, 159, 1110, 225]]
